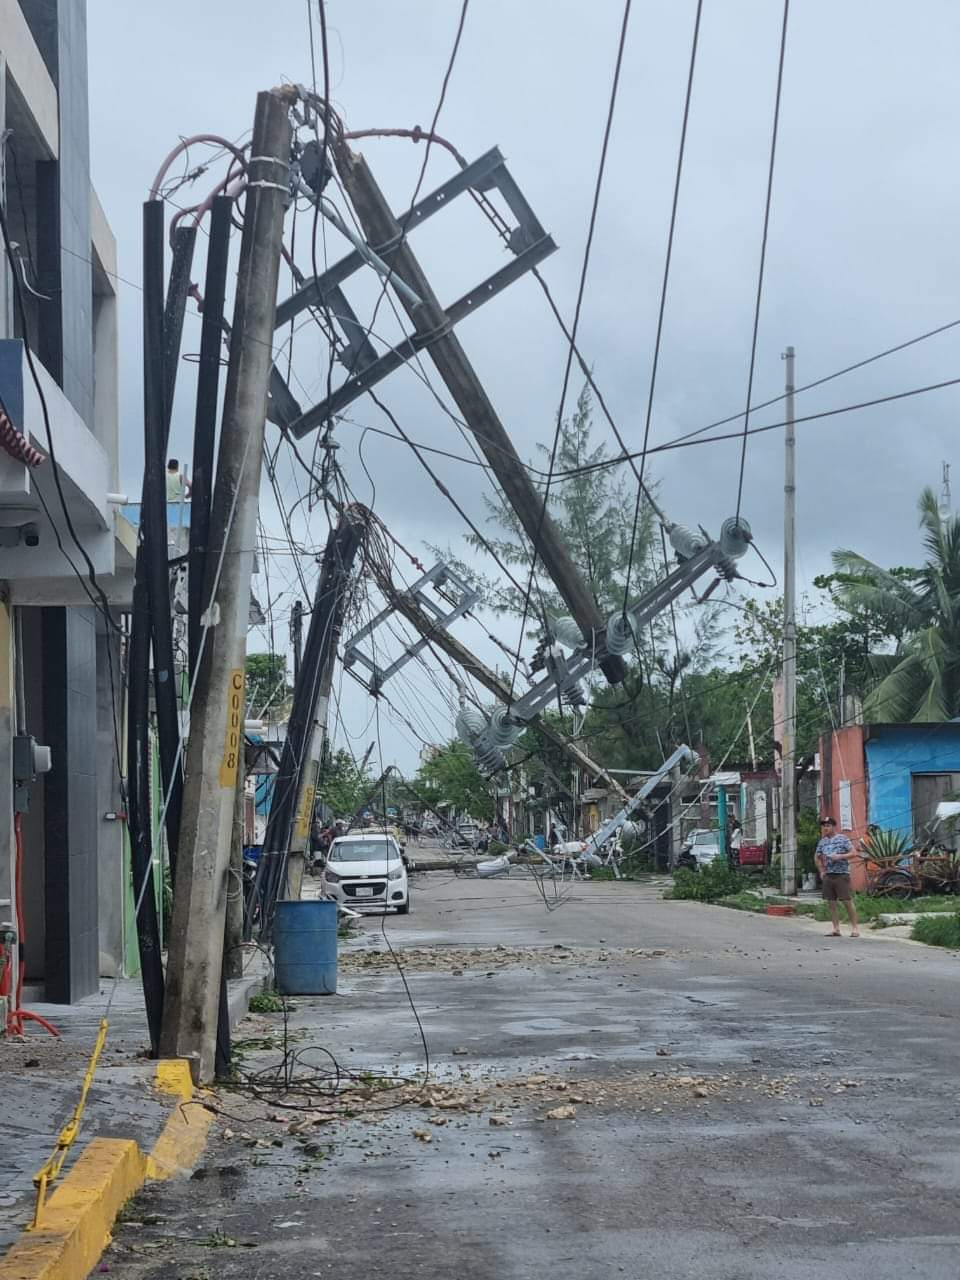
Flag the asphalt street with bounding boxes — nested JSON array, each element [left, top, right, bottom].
[[102, 871, 960, 1279]]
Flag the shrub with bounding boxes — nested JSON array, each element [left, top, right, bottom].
[[911, 912, 960, 949], [669, 862, 745, 902]]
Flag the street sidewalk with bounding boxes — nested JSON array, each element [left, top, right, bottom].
[[0, 963, 265, 1255]]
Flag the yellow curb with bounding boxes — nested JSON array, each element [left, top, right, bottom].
[[0, 1060, 214, 1280], [146, 1060, 214, 1180], [0, 1139, 144, 1280]]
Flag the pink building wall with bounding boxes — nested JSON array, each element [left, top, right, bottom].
[[818, 726, 869, 891]]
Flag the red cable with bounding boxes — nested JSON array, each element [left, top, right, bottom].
[[4, 813, 59, 1039]]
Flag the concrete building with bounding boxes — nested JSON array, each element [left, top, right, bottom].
[[819, 722, 960, 889], [0, 0, 134, 1009]]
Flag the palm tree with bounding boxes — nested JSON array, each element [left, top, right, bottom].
[[832, 487, 960, 721]]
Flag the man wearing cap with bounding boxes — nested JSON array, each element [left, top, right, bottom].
[[815, 816, 860, 937]]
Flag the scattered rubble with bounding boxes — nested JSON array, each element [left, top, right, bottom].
[[337, 944, 673, 975]]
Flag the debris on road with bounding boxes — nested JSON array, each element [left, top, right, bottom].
[[545, 1104, 577, 1120], [337, 944, 673, 975]]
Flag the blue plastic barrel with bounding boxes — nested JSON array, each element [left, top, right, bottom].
[[273, 900, 337, 995]]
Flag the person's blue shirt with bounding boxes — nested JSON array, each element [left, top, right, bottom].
[[816, 833, 853, 875]]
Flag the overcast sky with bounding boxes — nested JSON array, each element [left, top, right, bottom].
[[87, 1, 960, 776]]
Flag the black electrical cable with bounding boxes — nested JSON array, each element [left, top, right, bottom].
[[733, 0, 790, 521], [509, 0, 633, 700], [621, 0, 703, 612]]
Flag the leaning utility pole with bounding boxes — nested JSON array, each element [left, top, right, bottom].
[[369, 562, 628, 803], [781, 345, 797, 895], [161, 89, 293, 1082], [253, 508, 368, 936], [332, 138, 626, 687]]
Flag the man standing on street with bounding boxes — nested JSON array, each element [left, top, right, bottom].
[[815, 816, 860, 938]]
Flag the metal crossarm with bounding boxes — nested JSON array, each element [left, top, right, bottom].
[[266, 146, 558, 436], [342, 563, 480, 694]]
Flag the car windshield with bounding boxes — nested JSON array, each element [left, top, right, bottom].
[[329, 840, 396, 863], [692, 832, 718, 846]]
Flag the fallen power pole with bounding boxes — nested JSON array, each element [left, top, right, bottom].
[[368, 562, 628, 803], [327, 138, 626, 687], [161, 88, 293, 1082]]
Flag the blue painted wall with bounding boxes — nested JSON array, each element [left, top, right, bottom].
[[864, 725, 960, 838]]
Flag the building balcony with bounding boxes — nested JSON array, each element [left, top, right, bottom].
[[0, 339, 132, 605]]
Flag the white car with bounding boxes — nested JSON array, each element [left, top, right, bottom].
[[321, 832, 410, 914], [685, 829, 723, 868]]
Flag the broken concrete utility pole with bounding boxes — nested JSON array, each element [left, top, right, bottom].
[[331, 137, 626, 687], [368, 562, 627, 803], [161, 88, 293, 1083]]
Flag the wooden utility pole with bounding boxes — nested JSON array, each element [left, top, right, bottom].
[[369, 562, 628, 803], [161, 89, 293, 1082], [781, 345, 797, 895], [332, 139, 626, 687]]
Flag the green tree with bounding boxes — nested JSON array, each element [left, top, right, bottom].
[[245, 652, 290, 715], [831, 487, 960, 721], [316, 747, 373, 818], [442, 384, 661, 624], [416, 741, 493, 821]]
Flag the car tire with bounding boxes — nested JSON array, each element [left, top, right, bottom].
[[396, 896, 410, 915]]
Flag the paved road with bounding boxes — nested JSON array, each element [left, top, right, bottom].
[[104, 874, 960, 1279]]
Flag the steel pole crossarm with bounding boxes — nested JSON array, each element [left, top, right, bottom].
[[628, 543, 726, 632], [296, 183, 423, 310], [501, 650, 596, 725], [584, 744, 698, 859], [367, 561, 628, 801], [332, 138, 626, 686]]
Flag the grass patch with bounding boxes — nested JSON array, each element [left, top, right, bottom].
[[911, 912, 960, 948], [810, 893, 958, 924], [248, 990, 286, 1014], [716, 891, 818, 916]]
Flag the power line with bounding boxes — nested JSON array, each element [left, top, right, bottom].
[[511, 0, 634, 698], [621, 0, 703, 611], [733, 0, 790, 520]]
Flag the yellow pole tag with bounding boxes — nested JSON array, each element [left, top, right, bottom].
[[219, 669, 245, 789]]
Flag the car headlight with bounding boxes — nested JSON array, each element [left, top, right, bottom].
[[324, 868, 341, 883], [387, 865, 404, 881]]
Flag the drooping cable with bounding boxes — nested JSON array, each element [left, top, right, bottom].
[[621, 0, 703, 613], [733, 0, 790, 520], [509, 0, 634, 700]]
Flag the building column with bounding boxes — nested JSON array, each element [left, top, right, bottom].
[[0, 598, 15, 1019], [42, 605, 98, 1001], [95, 615, 124, 976]]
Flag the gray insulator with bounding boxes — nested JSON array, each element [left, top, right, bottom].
[[563, 680, 587, 707], [455, 705, 486, 745], [488, 704, 522, 747], [551, 615, 586, 648], [719, 516, 752, 559], [668, 525, 707, 559], [472, 727, 506, 774], [606, 611, 636, 656]]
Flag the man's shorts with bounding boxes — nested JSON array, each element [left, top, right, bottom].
[[822, 874, 852, 903]]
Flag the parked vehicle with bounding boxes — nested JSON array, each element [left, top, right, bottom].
[[321, 832, 410, 914], [676, 829, 723, 871]]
